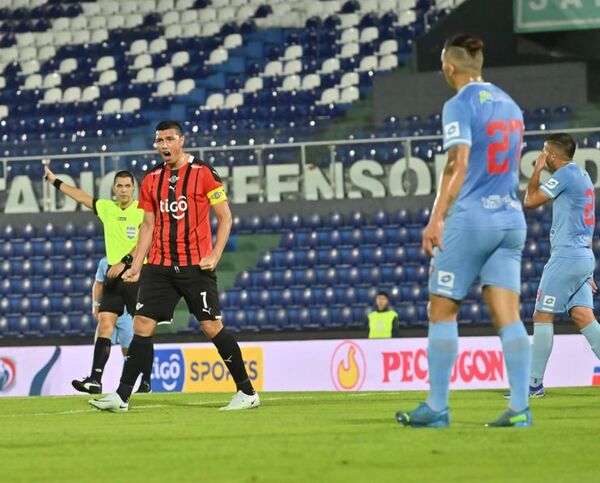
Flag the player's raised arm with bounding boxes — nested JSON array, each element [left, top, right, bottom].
[[524, 151, 552, 209], [44, 165, 94, 210], [422, 144, 470, 256]]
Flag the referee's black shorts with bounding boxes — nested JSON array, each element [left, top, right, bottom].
[[135, 264, 222, 323], [99, 276, 139, 317]]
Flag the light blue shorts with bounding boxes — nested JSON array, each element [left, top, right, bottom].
[[111, 313, 134, 349], [429, 228, 526, 301], [535, 255, 595, 314]]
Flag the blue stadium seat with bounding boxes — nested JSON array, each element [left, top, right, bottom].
[[371, 210, 389, 226]]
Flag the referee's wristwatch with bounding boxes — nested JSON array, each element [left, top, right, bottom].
[[121, 254, 133, 267]]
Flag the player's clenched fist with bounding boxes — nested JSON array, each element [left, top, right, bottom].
[[43, 166, 56, 183], [122, 266, 141, 283]]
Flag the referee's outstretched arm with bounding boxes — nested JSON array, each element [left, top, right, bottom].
[[44, 165, 93, 209]]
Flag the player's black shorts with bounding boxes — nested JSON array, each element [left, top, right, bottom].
[[136, 264, 222, 322], [99, 276, 139, 317]]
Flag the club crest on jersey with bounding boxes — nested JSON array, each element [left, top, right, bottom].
[[169, 175, 179, 184], [126, 226, 136, 239], [444, 121, 460, 140], [543, 295, 556, 308], [160, 195, 188, 220]]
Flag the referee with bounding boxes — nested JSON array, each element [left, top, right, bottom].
[[44, 167, 149, 394], [91, 120, 259, 412]]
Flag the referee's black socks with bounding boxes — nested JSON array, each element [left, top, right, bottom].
[[91, 337, 112, 383], [117, 334, 153, 403], [212, 329, 255, 396]]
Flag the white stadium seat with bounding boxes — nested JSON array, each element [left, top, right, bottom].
[[171, 51, 190, 68], [102, 98, 121, 114], [206, 47, 228, 65], [20, 46, 37, 62], [218, 7, 236, 22], [339, 42, 359, 59], [155, 65, 174, 82], [162, 11, 180, 26], [149, 38, 168, 54], [165, 24, 184, 39], [224, 33, 242, 50], [338, 28, 359, 45], [70, 16, 88, 30], [284, 60, 302, 75], [202, 22, 220, 36], [243, 76, 263, 93], [106, 15, 126, 30], [378, 54, 398, 70], [263, 61, 283, 77], [283, 45, 302, 61], [62, 86, 82, 103], [97, 69, 118, 86], [340, 72, 359, 88], [132, 54, 152, 70], [52, 17, 70, 31], [135, 68, 155, 83], [204, 93, 224, 110], [360, 27, 379, 43], [397, 9, 417, 25], [157, 0, 175, 11], [120, 1, 139, 14], [37, 46, 56, 61], [180, 23, 201, 38], [88, 16, 107, 30], [23, 74, 42, 90], [125, 14, 144, 29], [95, 56, 115, 72], [16, 32, 34, 47], [0, 105, 8, 120], [59, 58, 77, 75], [198, 9, 217, 22], [317, 87, 339, 105], [339, 13, 359, 29], [82, 2, 101, 15], [379, 39, 398, 56], [42, 87, 62, 104], [340, 86, 359, 103], [129, 40, 148, 56], [319, 58, 340, 74], [19, 60, 40, 76], [155, 80, 176, 96], [35, 32, 53, 47], [101, 1, 119, 15], [358, 55, 378, 71], [281, 74, 301, 91], [91, 29, 109, 44], [72, 30, 91, 44], [301, 73, 321, 90], [43, 73, 61, 89], [176, 79, 195, 95], [176, 0, 194, 9], [224, 92, 244, 109], [82, 85, 100, 102]]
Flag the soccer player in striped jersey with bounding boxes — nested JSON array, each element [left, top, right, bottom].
[[90, 120, 259, 412]]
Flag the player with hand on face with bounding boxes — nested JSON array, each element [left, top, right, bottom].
[[519, 133, 600, 397]]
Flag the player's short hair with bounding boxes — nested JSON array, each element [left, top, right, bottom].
[[545, 133, 576, 160], [377, 291, 389, 299], [155, 120, 183, 135], [443, 33, 484, 73], [113, 170, 135, 185]]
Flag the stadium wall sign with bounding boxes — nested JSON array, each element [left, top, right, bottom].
[[2, 148, 600, 212], [0, 335, 597, 397], [514, 0, 600, 33]]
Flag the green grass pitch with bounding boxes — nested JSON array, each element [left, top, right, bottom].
[[1, 388, 598, 482]]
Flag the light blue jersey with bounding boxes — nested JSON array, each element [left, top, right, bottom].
[[539, 163, 595, 258], [535, 162, 596, 313], [442, 82, 526, 231], [96, 257, 133, 349]]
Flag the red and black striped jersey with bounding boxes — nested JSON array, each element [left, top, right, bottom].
[[138, 156, 227, 266]]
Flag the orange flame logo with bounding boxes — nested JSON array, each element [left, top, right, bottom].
[[337, 346, 360, 389]]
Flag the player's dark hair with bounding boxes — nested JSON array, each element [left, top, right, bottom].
[[377, 291, 389, 299], [443, 33, 484, 73], [546, 133, 576, 160], [444, 33, 485, 57], [155, 120, 183, 135], [113, 170, 135, 185]]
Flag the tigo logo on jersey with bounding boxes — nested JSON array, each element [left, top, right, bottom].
[[543, 295, 556, 308], [159, 196, 188, 220], [438, 270, 455, 289], [0, 357, 16, 391], [330, 341, 366, 391], [184, 347, 263, 392], [544, 179, 559, 190], [151, 349, 185, 392], [444, 121, 460, 139], [592, 367, 600, 386]]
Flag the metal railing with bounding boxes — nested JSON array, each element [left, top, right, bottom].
[[1, 126, 599, 211]]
